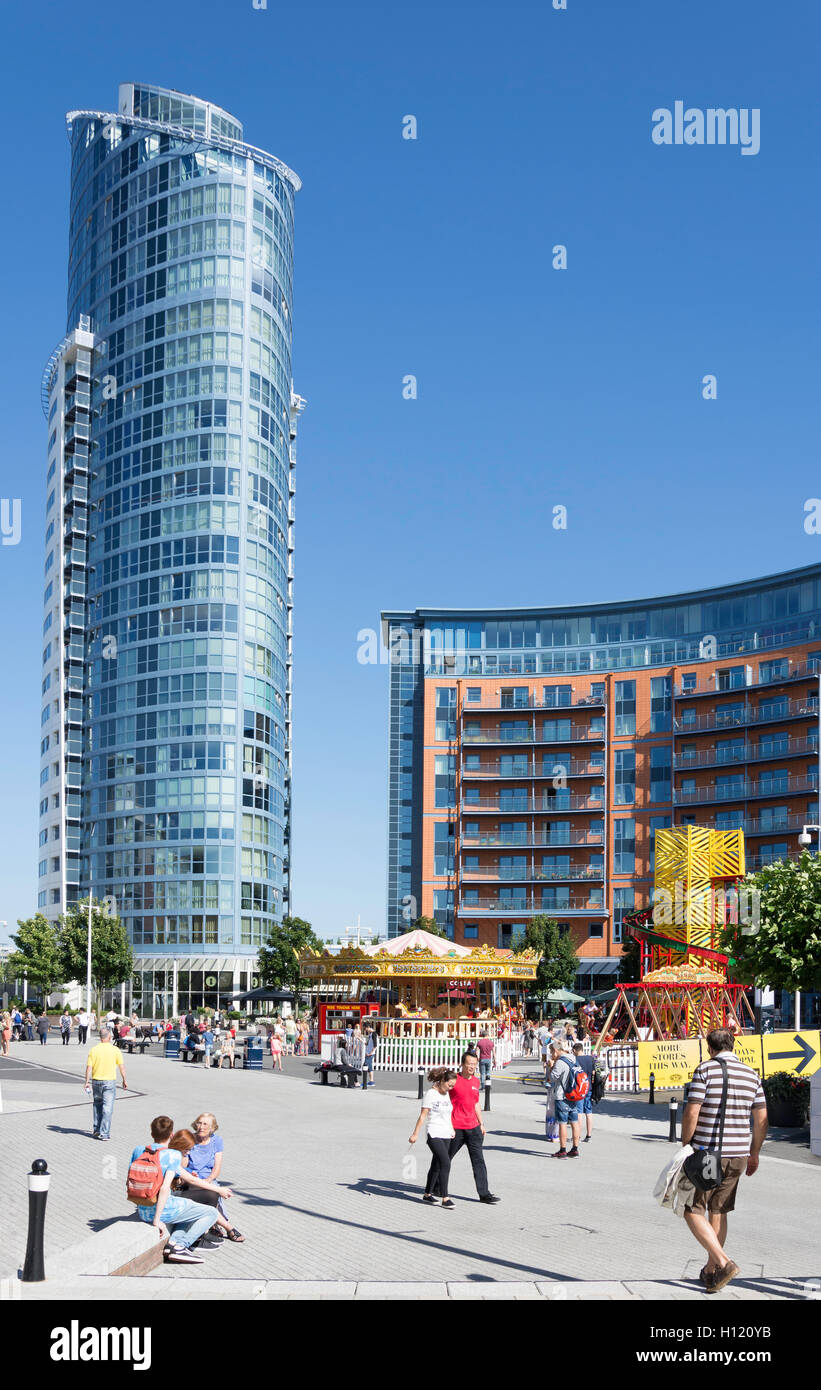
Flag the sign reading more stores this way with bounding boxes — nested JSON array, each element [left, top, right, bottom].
[[637, 1031, 820, 1088], [638, 1039, 703, 1089]]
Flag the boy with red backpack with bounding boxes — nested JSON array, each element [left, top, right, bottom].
[[547, 1043, 590, 1159], [127, 1115, 233, 1264]]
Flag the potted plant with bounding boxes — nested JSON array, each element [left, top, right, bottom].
[[762, 1071, 810, 1127]]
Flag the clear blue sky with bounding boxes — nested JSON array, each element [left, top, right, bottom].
[[1, 0, 819, 945]]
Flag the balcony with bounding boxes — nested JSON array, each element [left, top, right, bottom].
[[462, 723, 605, 745], [675, 661, 820, 699], [674, 736, 818, 770], [64, 419, 91, 451], [674, 695, 818, 734], [461, 863, 604, 884], [459, 894, 608, 916], [461, 792, 606, 814], [747, 850, 803, 871], [64, 701, 84, 726], [461, 757, 605, 778], [464, 694, 605, 713], [674, 772, 819, 805], [461, 829, 604, 848]]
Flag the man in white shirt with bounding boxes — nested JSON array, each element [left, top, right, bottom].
[[76, 1009, 90, 1045]]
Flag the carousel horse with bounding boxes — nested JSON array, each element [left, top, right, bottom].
[[395, 1001, 430, 1020]]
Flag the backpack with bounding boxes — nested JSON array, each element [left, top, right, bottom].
[[563, 1059, 590, 1103], [126, 1147, 165, 1206]]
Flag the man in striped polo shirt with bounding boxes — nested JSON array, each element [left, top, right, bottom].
[[680, 1027, 767, 1294]]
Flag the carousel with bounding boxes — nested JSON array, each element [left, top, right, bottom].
[[298, 928, 541, 1069]]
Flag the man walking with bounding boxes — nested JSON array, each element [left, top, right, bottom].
[[76, 1007, 90, 1045], [548, 1042, 581, 1158], [363, 1023, 377, 1087], [573, 1042, 595, 1143], [84, 1025, 128, 1141], [476, 1028, 495, 1087], [446, 1052, 501, 1204], [36, 1012, 50, 1046], [680, 1027, 767, 1294]]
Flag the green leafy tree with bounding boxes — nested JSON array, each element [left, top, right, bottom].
[[59, 898, 134, 999], [7, 915, 63, 995], [513, 914, 578, 1009], [258, 915, 323, 993], [411, 915, 448, 939], [719, 854, 821, 991]]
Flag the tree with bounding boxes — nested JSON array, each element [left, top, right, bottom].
[[410, 916, 448, 939], [7, 915, 63, 996], [59, 898, 134, 1000], [258, 915, 323, 993], [719, 854, 821, 992], [513, 914, 578, 1008]]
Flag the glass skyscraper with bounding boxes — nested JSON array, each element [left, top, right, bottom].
[[39, 83, 303, 1016]]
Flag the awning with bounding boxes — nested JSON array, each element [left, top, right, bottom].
[[576, 958, 621, 978]]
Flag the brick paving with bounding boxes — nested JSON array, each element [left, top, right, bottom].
[[1, 1044, 819, 1299]]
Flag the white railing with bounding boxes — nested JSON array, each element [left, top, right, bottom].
[[372, 1032, 524, 1073], [602, 1045, 639, 1093]]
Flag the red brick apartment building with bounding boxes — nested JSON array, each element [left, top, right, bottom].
[[383, 566, 821, 993]]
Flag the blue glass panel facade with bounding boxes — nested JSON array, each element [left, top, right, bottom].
[[40, 84, 302, 1008]]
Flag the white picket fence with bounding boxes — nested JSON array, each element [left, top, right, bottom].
[[371, 1031, 527, 1073], [601, 1045, 639, 1093]]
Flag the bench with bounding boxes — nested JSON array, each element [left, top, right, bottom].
[[180, 1043, 210, 1064], [116, 1037, 152, 1056], [314, 1062, 363, 1089]]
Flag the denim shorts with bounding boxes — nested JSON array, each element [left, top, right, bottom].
[[577, 1093, 593, 1114], [555, 1097, 579, 1123]]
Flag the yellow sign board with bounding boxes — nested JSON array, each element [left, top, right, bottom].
[[638, 1039, 703, 1089], [637, 1031, 820, 1087], [761, 1031, 820, 1080], [731, 1036, 764, 1075]]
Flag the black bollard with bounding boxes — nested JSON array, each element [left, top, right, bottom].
[[417, 1070, 425, 1100], [484, 1079, 492, 1112], [22, 1159, 50, 1283], [362, 1068, 368, 1093], [648, 1072, 655, 1105], [668, 1098, 678, 1143]]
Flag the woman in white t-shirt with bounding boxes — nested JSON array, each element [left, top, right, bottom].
[[409, 1067, 458, 1208]]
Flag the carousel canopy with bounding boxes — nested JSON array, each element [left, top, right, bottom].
[[298, 927, 541, 982], [362, 929, 474, 958]]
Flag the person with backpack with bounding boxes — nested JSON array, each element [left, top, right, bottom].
[[548, 1042, 589, 1158], [126, 1115, 234, 1264], [572, 1043, 596, 1143]]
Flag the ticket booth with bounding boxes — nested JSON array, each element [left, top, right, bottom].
[[318, 1001, 379, 1057]]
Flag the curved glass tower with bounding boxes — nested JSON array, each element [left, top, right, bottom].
[[39, 83, 303, 1015]]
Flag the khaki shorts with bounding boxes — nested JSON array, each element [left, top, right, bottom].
[[691, 1155, 747, 1214]]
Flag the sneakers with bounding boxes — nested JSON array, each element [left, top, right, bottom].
[[567, 1147, 580, 1158], [583, 1135, 592, 1143], [440, 1198, 455, 1209], [164, 1243, 205, 1264], [551, 1149, 568, 1159], [193, 1237, 222, 1251], [479, 1194, 501, 1204], [422, 1193, 438, 1204]]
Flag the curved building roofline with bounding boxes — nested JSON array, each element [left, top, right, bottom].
[[381, 561, 821, 625], [65, 108, 302, 192]]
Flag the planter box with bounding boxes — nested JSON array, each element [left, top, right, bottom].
[[766, 1098, 804, 1128]]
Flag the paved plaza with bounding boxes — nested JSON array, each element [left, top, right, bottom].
[[1, 1044, 819, 1300]]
